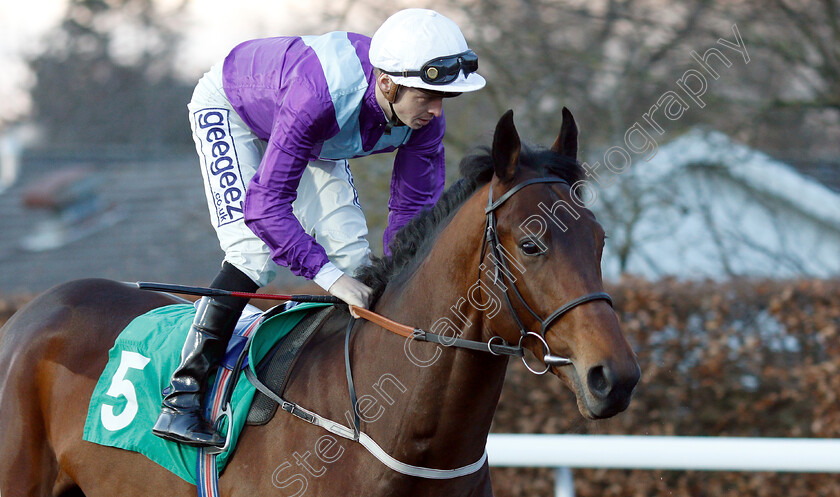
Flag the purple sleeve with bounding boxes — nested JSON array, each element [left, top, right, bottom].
[[243, 79, 338, 280], [383, 114, 447, 254]]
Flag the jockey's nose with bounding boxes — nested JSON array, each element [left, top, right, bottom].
[[429, 98, 443, 117]]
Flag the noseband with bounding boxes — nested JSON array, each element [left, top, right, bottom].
[[480, 177, 614, 374]]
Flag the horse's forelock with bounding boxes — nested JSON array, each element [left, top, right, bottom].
[[461, 143, 584, 186], [524, 145, 585, 185]]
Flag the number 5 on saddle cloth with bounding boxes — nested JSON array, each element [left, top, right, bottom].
[[82, 301, 334, 484]]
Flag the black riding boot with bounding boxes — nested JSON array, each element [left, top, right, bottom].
[[152, 297, 239, 447]]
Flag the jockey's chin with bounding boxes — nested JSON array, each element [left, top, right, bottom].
[[409, 116, 434, 129]]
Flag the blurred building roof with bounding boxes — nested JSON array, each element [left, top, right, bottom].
[[597, 128, 840, 281], [0, 148, 302, 296]]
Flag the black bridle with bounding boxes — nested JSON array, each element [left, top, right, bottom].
[[340, 176, 616, 443], [479, 177, 614, 374]]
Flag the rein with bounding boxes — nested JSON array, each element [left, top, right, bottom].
[[350, 306, 524, 357], [138, 176, 613, 373]]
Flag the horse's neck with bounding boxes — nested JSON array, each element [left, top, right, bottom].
[[356, 191, 508, 466]]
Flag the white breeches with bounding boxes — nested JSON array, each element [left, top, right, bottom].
[[188, 63, 371, 287]]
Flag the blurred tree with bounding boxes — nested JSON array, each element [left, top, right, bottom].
[[27, 0, 193, 147], [316, 1, 729, 147], [315, 0, 839, 163], [726, 0, 840, 173], [314, 0, 840, 277]]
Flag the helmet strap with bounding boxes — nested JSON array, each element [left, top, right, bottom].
[[384, 83, 404, 135]]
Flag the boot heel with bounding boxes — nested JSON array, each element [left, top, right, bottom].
[[152, 297, 239, 447]]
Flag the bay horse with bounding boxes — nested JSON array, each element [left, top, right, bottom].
[[0, 109, 640, 496]]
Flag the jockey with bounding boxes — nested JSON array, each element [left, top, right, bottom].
[[153, 8, 486, 448]]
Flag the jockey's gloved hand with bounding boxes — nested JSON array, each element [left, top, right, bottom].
[[329, 274, 372, 318]]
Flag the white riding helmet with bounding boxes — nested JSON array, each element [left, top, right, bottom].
[[370, 9, 486, 93]]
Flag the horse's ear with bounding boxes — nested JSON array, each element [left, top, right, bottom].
[[551, 107, 578, 161], [492, 109, 521, 181]]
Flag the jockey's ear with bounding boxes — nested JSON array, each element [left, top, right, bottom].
[[377, 73, 400, 103]]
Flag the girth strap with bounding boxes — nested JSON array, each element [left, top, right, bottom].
[[244, 349, 489, 479]]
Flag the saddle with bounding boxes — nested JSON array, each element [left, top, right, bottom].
[[244, 304, 335, 425]]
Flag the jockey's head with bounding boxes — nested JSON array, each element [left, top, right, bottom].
[[370, 9, 486, 131]]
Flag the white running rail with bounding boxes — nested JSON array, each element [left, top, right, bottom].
[[486, 434, 840, 497]]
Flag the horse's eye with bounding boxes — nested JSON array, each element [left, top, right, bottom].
[[519, 239, 545, 256]]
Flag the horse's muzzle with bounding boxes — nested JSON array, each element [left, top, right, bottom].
[[583, 360, 641, 419]]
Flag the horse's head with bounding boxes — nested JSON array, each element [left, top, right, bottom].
[[480, 109, 640, 419]]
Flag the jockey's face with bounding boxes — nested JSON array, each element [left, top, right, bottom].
[[392, 87, 444, 129], [376, 73, 447, 130]]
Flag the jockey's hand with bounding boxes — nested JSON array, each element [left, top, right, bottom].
[[328, 274, 372, 318]]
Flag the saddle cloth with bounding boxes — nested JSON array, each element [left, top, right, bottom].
[[82, 301, 331, 484]]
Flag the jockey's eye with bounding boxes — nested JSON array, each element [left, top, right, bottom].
[[518, 238, 545, 256]]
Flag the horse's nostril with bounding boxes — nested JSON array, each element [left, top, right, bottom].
[[587, 365, 612, 398]]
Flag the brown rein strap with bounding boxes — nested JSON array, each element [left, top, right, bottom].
[[349, 305, 523, 357], [349, 306, 414, 338], [134, 282, 522, 357]]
